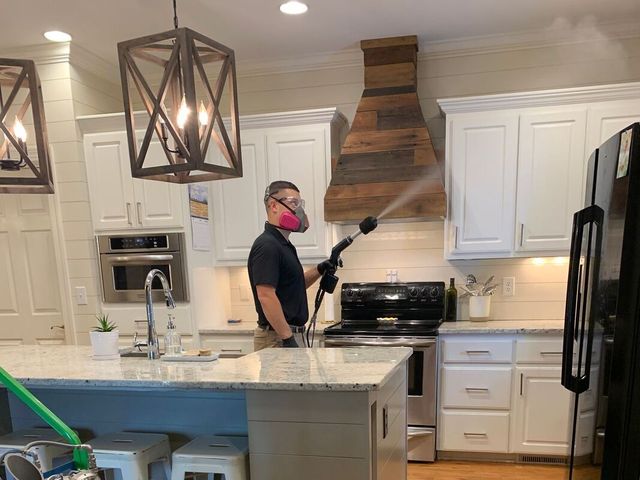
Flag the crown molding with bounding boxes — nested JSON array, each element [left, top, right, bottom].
[[437, 82, 640, 114], [419, 19, 640, 60], [77, 107, 347, 134]]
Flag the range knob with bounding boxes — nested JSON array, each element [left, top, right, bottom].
[[429, 287, 440, 298], [356, 289, 365, 298], [345, 289, 354, 297], [420, 287, 429, 297], [408, 287, 418, 297]]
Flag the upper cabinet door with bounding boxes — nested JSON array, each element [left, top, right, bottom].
[[131, 137, 184, 229], [448, 113, 519, 255], [84, 132, 136, 231], [266, 127, 329, 260], [516, 109, 587, 252], [586, 100, 640, 155], [211, 131, 267, 261]]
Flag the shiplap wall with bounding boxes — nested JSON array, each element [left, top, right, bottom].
[[224, 33, 640, 325], [41, 58, 122, 342]]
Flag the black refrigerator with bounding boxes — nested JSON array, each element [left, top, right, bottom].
[[562, 122, 640, 479]]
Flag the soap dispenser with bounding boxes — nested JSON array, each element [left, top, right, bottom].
[[164, 313, 182, 356]]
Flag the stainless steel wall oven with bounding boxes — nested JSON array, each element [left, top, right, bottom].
[[97, 233, 188, 303]]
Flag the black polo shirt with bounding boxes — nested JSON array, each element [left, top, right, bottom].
[[248, 223, 308, 327]]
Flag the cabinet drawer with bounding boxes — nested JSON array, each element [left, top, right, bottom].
[[441, 366, 512, 410], [516, 337, 564, 364], [201, 336, 254, 357], [441, 338, 513, 364], [439, 411, 510, 453]]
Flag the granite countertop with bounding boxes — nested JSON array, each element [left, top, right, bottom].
[[438, 319, 565, 334], [0, 345, 411, 392]]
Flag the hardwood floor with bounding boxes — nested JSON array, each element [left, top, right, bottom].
[[408, 460, 600, 480]]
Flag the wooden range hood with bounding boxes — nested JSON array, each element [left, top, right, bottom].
[[324, 36, 446, 222]]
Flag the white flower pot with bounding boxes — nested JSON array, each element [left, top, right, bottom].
[[469, 296, 491, 321], [89, 330, 120, 359]]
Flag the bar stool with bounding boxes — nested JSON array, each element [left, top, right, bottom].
[[90, 432, 171, 480], [0, 428, 71, 472], [170, 435, 248, 480]]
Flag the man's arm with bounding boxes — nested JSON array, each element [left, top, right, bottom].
[[304, 267, 322, 289], [256, 285, 292, 339]]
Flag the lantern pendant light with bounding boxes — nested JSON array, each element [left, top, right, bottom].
[[0, 59, 54, 194], [117, 0, 242, 183]]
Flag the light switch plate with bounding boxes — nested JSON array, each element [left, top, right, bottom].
[[75, 286, 88, 305]]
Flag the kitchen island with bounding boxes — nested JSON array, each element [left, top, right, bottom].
[[0, 346, 410, 480]]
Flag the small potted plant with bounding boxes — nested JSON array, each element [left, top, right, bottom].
[[89, 314, 120, 359]]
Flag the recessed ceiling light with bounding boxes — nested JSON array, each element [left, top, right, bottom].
[[280, 1, 308, 15], [44, 31, 72, 43]]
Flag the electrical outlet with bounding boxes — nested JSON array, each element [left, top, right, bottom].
[[75, 286, 88, 305], [503, 277, 515, 297]]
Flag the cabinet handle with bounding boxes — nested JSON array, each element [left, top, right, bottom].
[[136, 202, 143, 225], [454, 226, 459, 248], [463, 432, 488, 437], [519, 223, 525, 247], [540, 351, 563, 356], [221, 348, 243, 353], [466, 350, 491, 355], [126, 202, 133, 225], [465, 387, 489, 392], [520, 373, 524, 396]]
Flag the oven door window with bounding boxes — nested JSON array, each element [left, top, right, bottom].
[[112, 264, 171, 291], [408, 350, 424, 396]]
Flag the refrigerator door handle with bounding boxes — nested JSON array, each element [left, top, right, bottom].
[[562, 205, 604, 394]]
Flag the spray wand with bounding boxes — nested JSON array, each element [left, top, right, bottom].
[[305, 216, 378, 347]]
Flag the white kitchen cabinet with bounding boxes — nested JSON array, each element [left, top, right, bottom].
[[266, 127, 329, 259], [84, 131, 184, 231], [211, 109, 347, 264], [585, 100, 640, 154], [512, 366, 572, 456], [439, 82, 640, 259], [212, 131, 267, 261], [447, 113, 519, 255], [516, 109, 587, 252], [438, 333, 598, 460], [200, 332, 254, 358]]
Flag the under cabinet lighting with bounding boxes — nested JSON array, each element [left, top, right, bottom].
[[280, 1, 308, 15]]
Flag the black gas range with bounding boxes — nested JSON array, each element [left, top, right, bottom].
[[323, 281, 445, 338]]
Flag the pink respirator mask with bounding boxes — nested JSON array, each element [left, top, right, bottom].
[[270, 196, 309, 233]]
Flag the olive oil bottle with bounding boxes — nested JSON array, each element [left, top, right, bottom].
[[445, 277, 457, 321]]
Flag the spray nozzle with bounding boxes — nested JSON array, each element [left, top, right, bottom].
[[359, 216, 378, 235]]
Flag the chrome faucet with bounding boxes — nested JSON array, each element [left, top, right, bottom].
[[144, 269, 176, 360]]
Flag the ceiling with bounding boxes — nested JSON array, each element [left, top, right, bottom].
[[5, 0, 640, 64]]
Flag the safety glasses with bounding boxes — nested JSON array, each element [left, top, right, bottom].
[[270, 195, 305, 210]]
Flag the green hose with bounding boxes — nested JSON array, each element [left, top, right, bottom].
[[0, 367, 89, 470]]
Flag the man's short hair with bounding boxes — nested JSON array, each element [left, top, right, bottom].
[[263, 180, 300, 204]]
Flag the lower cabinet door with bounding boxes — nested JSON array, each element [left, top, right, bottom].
[[512, 366, 572, 455], [439, 410, 510, 453]]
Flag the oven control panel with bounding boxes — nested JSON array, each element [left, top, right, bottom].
[[341, 282, 445, 305], [97, 233, 184, 254]]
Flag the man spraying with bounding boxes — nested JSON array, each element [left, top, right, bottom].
[[248, 181, 332, 350]]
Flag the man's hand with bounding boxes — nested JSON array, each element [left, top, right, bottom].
[[317, 259, 335, 275], [282, 335, 299, 348]]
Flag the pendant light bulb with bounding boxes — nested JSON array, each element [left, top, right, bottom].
[[13, 117, 27, 142], [198, 101, 208, 126], [176, 96, 190, 129]]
